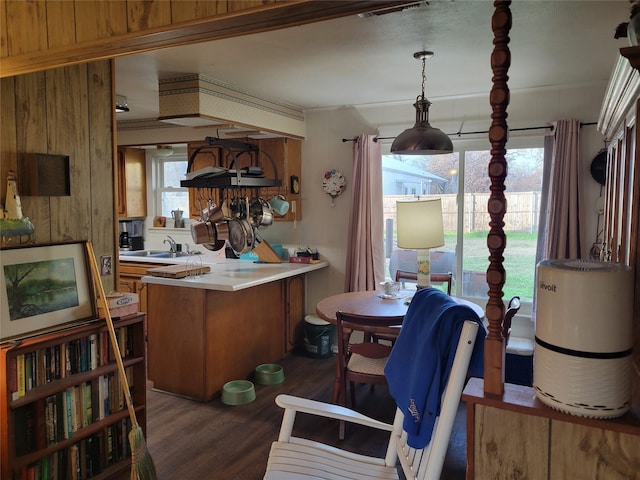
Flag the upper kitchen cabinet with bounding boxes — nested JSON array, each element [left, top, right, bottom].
[[255, 137, 302, 223], [117, 146, 147, 218]]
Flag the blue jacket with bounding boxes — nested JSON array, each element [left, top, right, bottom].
[[384, 288, 485, 448]]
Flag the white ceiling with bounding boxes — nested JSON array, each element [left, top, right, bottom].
[[115, 1, 631, 125]]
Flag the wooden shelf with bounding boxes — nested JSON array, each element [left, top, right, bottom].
[[462, 377, 640, 435], [463, 377, 640, 478], [1, 314, 147, 479]]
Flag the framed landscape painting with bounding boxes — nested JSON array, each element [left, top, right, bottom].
[[0, 242, 97, 342]]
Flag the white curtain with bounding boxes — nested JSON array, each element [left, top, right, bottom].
[[536, 131, 555, 266], [344, 134, 385, 292], [538, 119, 586, 261], [534, 120, 586, 323]]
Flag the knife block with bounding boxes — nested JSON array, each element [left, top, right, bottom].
[[252, 239, 282, 263]]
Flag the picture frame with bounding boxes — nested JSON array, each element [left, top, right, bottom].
[[1, 242, 97, 342]]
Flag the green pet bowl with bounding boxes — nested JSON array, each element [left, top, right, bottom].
[[221, 380, 256, 405], [254, 363, 285, 385]]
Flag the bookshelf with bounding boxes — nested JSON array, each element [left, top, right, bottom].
[[1, 313, 147, 480]]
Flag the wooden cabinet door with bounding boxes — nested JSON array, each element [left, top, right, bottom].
[[119, 277, 137, 294], [285, 275, 305, 351], [136, 279, 148, 314], [147, 284, 208, 400], [257, 137, 302, 223], [123, 147, 147, 218], [117, 147, 147, 218], [117, 149, 127, 217]]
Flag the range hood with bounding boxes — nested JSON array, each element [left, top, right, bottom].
[[158, 74, 306, 139]]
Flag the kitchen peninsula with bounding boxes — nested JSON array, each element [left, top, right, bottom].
[[124, 255, 327, 401]]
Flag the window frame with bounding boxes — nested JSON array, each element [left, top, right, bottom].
[[381, 133, 545, 313], [153, 153, 190, 218]]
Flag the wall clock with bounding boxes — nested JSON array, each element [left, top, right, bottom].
[[322, 169, 346, 205]]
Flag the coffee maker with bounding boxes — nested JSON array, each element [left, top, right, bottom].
[[119, 220, 144, 250]]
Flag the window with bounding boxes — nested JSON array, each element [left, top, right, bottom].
[[383, 139, 544, 303], [155, 156, 189, 218]]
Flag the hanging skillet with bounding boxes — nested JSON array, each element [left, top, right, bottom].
[[590, 149, 607, 186], [228, 217, 255, 254]]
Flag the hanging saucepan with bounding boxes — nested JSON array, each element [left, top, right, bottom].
[[200, 221, 227, 251], [228, 217, 255, 254], [191, 220, 226, 251], [249, 197, 273, 229], [215, 221, 230, 242], [202, 202, 224, 223], [191, 220, 216, 245]]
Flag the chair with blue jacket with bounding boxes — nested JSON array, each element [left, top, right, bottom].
[[263, 288, 486, 480]]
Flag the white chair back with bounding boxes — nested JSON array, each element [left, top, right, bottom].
[[386, 320, 478, 479], [264, 320, 480, 480]]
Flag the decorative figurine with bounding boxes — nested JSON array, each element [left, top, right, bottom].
[[0, 170, 35, 246]]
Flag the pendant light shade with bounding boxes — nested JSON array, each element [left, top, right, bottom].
[[391, 51, 453, 155]]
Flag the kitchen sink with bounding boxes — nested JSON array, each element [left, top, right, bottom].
[[119, 250, 193, 258]]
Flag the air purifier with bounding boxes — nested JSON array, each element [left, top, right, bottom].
[[534, 259, 633, 418]]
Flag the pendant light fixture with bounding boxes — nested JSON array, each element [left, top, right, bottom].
[[391, 51, 453, 155]]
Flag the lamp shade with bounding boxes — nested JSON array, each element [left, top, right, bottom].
[[390, 99, 453, 155], [397, 198, 445, 249]]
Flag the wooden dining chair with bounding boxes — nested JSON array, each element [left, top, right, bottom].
[[335, 311, 400, 439], [374, 271, 454, 348], [395, 270, 453, 295], [263, 319, 481, 480]]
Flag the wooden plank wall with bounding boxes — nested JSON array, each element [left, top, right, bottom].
[[0, 1, 411, 78], [3, 0, 251, 48], [0, 61, 115, 291], [473, 405, 549, 479], [0, 1, 269, 59], [472, 403, 640, 479]]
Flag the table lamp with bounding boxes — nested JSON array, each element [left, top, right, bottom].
[[396, 198, 445, 289]]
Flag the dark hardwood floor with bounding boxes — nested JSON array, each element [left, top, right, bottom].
[[144, 350, 467, 479]]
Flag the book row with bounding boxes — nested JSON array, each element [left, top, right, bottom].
[[10, 327, 134, 401], [14, 369, 133, 457], [17, 417, 132, 480]]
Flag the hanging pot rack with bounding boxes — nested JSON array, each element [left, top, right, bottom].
[[181, 136, 281, 189]]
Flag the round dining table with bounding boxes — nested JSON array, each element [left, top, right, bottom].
[[316, 290, 409, 324], [316, 289, 485, 324], [315, 289, 485, 403]]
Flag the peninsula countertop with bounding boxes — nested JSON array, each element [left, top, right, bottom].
[[123, 254, 328, 291]]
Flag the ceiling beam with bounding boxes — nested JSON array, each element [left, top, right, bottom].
[[0, 1, 414, 78]]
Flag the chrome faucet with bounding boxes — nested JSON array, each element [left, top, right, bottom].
[[163, 235, 177, 253]]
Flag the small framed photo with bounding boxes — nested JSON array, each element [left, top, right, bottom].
[[1, 242, 97, 342]]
